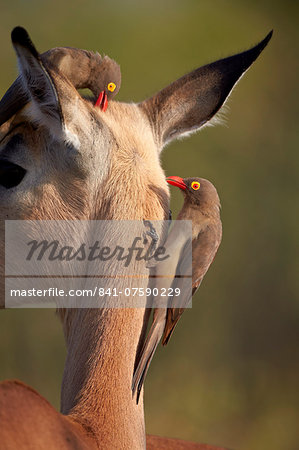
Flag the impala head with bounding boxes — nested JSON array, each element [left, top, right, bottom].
[[0, 25, 271, 233]]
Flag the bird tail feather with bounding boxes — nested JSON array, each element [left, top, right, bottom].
[[161, 318, 179, 346], [132, 321, 164, 404]]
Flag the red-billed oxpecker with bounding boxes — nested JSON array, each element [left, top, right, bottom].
[[132, 176, 222, 403], [0, 27, 121, 119]]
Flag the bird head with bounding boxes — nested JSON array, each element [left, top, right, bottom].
[[94, 56, 121, 111], [166, 176, 220, 209]]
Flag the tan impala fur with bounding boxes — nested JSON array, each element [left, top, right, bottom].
[[0, 27, 272, 449]]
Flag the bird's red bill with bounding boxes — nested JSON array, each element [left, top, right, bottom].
[[166, 176, 187, 190], [95, 91, 108, 111]]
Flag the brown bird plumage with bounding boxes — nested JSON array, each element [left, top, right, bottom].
[[42, 47, 121, 110], [132, 176, 222, 402]]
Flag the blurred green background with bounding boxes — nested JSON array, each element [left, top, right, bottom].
[[0, 1, 298, 449]]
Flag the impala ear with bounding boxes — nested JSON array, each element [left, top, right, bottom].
[[11, 27, 63, 130], [140, 31, 272, 149]]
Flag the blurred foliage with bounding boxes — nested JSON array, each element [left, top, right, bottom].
[[0, 1, 298, 449]]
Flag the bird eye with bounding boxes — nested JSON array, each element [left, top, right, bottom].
[[191, 181, 200, 190], [107, 82, 116, 92], [0, 160, 27, 189]]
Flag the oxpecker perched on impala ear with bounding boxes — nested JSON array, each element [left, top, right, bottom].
[[132, 176, 222, 403], [0, 26, 121, 123], [42, 45, 121, 111]]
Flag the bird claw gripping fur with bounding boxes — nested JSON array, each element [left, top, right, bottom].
[[143, 220, 159, 248], [142, 210, 172, 247], [142, 220, 160, 269]]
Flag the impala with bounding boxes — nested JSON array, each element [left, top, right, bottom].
[[0, 26, 272, 449]]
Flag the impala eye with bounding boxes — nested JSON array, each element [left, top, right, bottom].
[[191, 181, 200, 190], [0, 160, 26, 189]]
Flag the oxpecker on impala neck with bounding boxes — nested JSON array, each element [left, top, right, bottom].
[[132, 176, 222, 402]]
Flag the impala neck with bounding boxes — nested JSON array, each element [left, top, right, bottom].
[[60, 306, 149, 449], [59, 156, 168, 448]]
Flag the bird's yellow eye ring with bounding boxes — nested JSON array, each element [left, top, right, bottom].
[[107, 82, 116, 92], [191, 181, 200, 190]]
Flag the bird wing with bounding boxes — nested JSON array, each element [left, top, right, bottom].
[[131, 308, 167, 404], [132, 224, 190, 402], [162, 223, 222, 345]]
